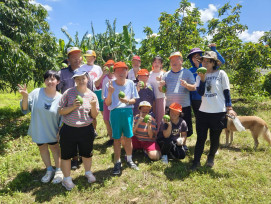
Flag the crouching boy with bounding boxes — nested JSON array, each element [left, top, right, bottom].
[[133, 101, 161, 160]]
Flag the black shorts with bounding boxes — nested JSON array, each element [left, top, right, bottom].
[[37, 142, 58, 146], [60, 123, 95, 160], [196, 111, 227, 130]]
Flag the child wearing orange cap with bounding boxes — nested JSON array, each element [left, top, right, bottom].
[[104, 62, 140, 175], [157, 103, 187, 164], [133, 101, 161, 161], [95, 60, 116, 146], [133, 69, 155, 116]]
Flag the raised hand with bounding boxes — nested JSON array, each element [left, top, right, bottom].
[[108, 80, 115, 94], [208, 43, 216, 48], [156, 75, 162, 81], [90, 96, 97, 107], [18, 84, 28, 97], [159, 80, 166, 88], [73, 98, 81, 108], [198, 72, 206, 82], [180, 79, 188, 88]]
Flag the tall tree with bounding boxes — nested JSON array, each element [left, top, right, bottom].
[[0, 0, 58, 92], [139, 0, 205, 70]]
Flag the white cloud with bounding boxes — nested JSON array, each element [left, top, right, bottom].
[[86, 34, 92, 38], [199, 4, 218, 23], [238, 30, 265, 42], [68, 22, 80, 26], [45, 0, 61, 1], [179, 3, 196, 17], [61, 25, 68, 30], [135, 38, 142, 42], [29, 0, 52, 11]]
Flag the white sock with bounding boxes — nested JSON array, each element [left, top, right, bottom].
[[115, 158, 121, 163], [85, 171, 92, 175], [63, 176, 71, 181], [126, 155, 132, 162]]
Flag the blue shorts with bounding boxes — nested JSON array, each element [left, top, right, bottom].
[[94, 90, 104, 112], [110, 108, 133, 139]]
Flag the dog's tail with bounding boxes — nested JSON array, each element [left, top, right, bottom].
[[263, 125, 271, 146]]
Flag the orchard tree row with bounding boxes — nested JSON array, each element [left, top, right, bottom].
[[1, 0, 271, 95]]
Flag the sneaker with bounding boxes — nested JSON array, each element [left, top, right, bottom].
[[41, 170, 55, 183], [190, 162, 201, 171], [52, 170, 63, 184], [206, 157, 214, 168], [71, 159, 78, 170], [62, 177, 75, 191], [85, 171, 96, 183], [161, 155, 168, 164], [127, 161, 139, 170], [106, 139, 114, 147], [113, 162, 122, 175], [183, 145, 189, 152]]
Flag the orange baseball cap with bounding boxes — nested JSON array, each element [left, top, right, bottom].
[[113, 61, 128, 69], [132, 55, 141, 61], [169, 103, 182, 112], [104, 60, 115, 66], [137, 69, 149, 76]]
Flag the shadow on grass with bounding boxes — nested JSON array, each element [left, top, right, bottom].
[[0, 168, 67, 203], [0, 106, 29, 155]]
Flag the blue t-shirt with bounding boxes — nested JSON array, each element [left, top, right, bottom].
[[104, 79, 139, 110], [162, 68, 195, 107], [20, 88, 62, 144]]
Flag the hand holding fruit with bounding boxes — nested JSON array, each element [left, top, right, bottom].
[[156, 75, 162, 81], [73, 98, 81, 108], [143, 114, 151, 123], [159, 80, 166, 88], [103, 66, 110, 75], [18, 84, 28, 98]]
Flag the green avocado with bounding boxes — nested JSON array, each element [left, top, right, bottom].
[[163, 114, 170, 122], [76, 95, 83, 105], [139, 81, 145, 89], [197, 67, 207, 74], [161, 85, 167, 93], [144, 114, 151, 123], [118, 91, 125, 99], [105, 67, 110, 72], [62, 63, 68, 68], [109, 66, 114, 73]]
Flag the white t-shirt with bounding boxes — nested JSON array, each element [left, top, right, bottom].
[[80, 64, 103, 82], [196, 70, 230, 113], [128, 68, 140, 81], [148, 71, 165, 99]]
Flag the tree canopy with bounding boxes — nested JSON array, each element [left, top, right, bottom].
[[0, 0, 58, 92]]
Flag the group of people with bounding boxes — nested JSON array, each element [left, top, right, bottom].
[[19, 44, 237, 191]]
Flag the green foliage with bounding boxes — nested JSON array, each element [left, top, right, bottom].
[[263, 71, 271, 95], [59, 19, 137, 67], [259, 30, 271, 47], [0, 0, 59, 92], [139, 0, 205, 70]]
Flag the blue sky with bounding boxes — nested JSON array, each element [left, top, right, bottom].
[[31, 0, 270, 45]]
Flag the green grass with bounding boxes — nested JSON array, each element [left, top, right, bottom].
[[0, 91, 271, 203]]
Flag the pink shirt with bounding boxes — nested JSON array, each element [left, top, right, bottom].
[[59, 87, 99, 127]]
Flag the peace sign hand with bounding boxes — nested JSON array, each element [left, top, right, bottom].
[[18, 84, 28, 98], [108, 80, 115, 94]]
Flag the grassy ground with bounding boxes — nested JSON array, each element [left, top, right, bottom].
[[0, 90, 271, 203]]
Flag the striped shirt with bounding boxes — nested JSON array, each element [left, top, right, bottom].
[[59, 87, 99, 127], [134, 114, 157, 142], [162, 68, 195, 107]]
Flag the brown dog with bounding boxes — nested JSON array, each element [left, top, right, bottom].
[[225, 116, 271, 149]]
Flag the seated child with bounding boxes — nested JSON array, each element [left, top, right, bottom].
[[157, 103, 187, 164], [133, 101, 161, 161]]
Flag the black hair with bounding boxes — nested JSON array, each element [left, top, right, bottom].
[[152, 55, 163, 64], [44, 70, 60, 82], [62, 59, 68, 64]]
